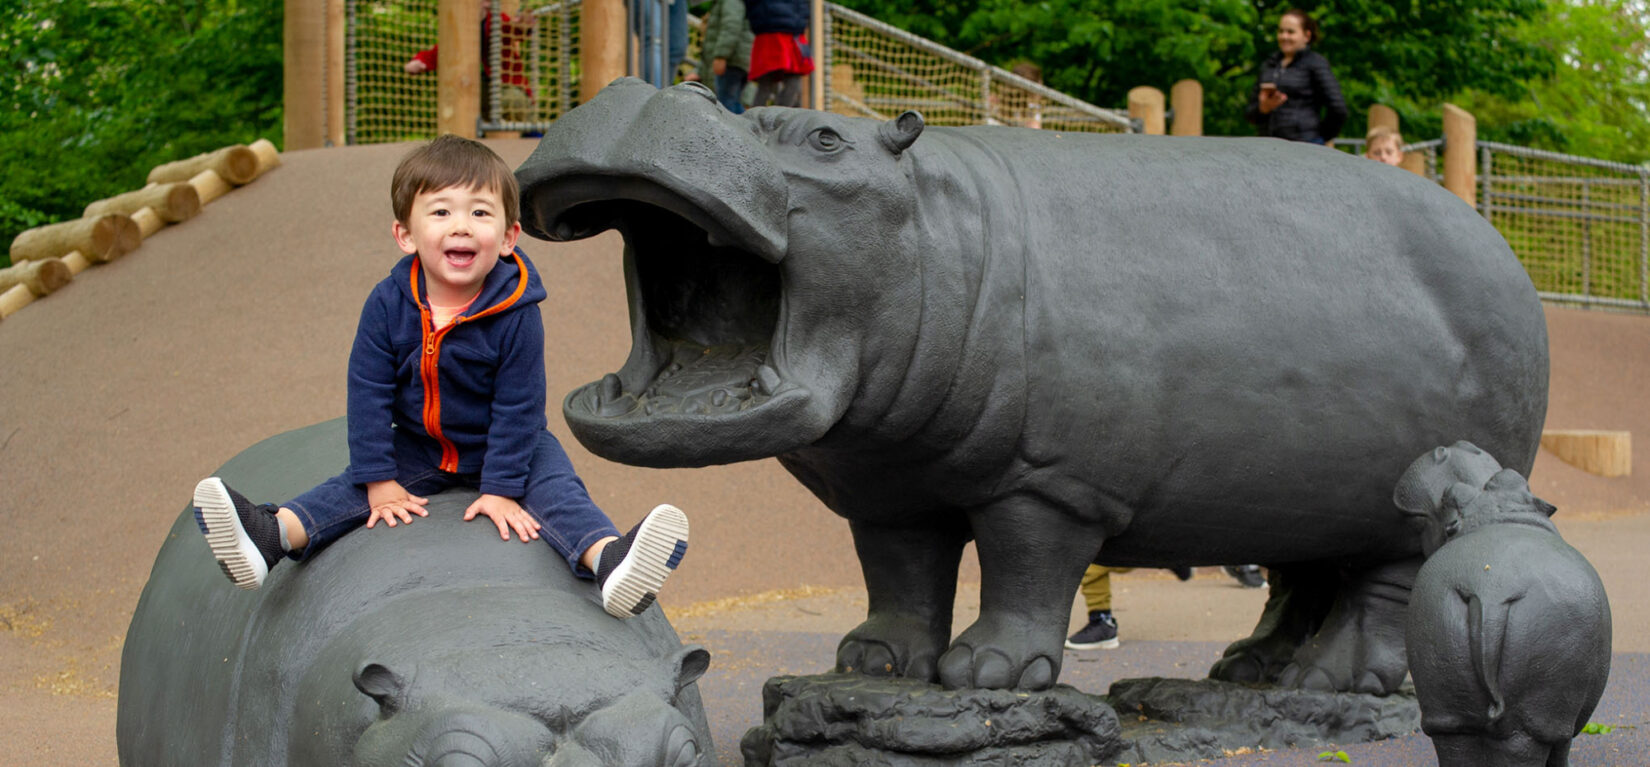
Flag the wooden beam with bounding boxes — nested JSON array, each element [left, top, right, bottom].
[[149, 145, 259, 187], [9, 214, 139, 265], [1542, 430, 1632, 478], [84, 183, 201, 223]]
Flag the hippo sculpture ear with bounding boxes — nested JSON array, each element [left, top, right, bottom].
[[879, 111, 925, 155], [353, 662, 406, 715], [672, 645, 711, 695]]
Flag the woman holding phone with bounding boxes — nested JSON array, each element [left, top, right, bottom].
[[1245, 8, 1347, 144]]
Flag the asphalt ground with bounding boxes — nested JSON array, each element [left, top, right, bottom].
[[2, 140, 1646, 764]]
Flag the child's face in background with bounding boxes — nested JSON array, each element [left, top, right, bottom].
[[393, 183, 521, 305], [1365, 139, 1403, 166]]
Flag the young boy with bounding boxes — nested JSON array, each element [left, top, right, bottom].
[[193, 134, 687, 619], [1364, 126, 1404, 166]]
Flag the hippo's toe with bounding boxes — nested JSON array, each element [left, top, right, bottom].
[[834, 615, 947, 682], [936, 642, 1059, 691]]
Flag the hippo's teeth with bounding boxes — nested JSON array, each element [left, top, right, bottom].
[[754, 364, 781, 396], [594, 373, 638, 417], [601, 373, 623, 401], [711, 389, 729, 408]]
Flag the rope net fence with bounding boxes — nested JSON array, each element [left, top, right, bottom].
[[1482, 142, 1649, 311], [348, 0, 440, 144]]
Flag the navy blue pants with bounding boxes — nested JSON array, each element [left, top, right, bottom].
[[284, 430, 619, 577]]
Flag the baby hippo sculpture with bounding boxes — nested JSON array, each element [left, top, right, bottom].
[[1395, 443, 1612, 767], [515, 79, 1550, 692], [118, 419, 714, 767]]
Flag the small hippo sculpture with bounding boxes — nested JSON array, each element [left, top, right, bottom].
[[118, 419, 714, 767], [1395, 443, 1612, 767], [515, 79, 1550, 692]]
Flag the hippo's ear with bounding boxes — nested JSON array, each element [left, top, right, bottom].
[[353, 662, 406, 715], [670, 645, 711, 694], [878, 111, 925, 155]]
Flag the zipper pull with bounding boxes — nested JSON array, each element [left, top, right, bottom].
[[425, 338, 435, 355]]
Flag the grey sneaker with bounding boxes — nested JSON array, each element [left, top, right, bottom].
[[1064, 610, 1120, 650], [193, 477, 284, 589], [596, 504, 689, 618], [1225, 565, 1267, 588]]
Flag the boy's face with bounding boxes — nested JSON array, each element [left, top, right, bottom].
[[1365, 140, 1403, 166], [393, 184, 521, 304]]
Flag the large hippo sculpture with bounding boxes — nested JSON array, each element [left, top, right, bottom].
[[514, 79, 1549, 693], [118, 419, 714, 766]]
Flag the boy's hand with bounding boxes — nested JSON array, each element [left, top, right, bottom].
[[463, 494, 542, 542], [365, 480, 429, 528]]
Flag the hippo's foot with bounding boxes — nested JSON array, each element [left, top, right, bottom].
[[1208, 633, 1299, 685], [1430, 732, 1563, 767], [937, 613, 1062, 691], [835, 614, 949, 682], [1277, 561, 1417, 695]]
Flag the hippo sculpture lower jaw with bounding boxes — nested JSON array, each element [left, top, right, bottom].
[[516, 79, 1550, 692], [118, 419, 714, 767]]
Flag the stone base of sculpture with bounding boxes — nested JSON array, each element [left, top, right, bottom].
[[741, 673, 1419, 766]]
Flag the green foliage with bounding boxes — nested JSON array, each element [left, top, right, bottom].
[[1582, 721, 1615, 734], [832, 0, 1558, 146], [0, 0, 283, 267], [1317, 750, 1353, 763]]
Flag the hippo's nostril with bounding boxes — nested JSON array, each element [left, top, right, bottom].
[[678, 80, 716, 102]]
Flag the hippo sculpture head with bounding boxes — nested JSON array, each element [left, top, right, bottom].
[[118, 419, 714, 767], [517, 80, 1548, 693]]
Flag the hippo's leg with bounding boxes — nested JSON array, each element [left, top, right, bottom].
[[836, 516, 971, 682], [1277, 557, 1420, 694], [937, 499, 1103, 691], [1209, 562, 1339, 684]]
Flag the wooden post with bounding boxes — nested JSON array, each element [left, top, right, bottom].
[[438, 0, 483, 136], [61, 251, 92, 275], [285, 0, 328, 150], [1169, 79, 1202, 136], [1368, 103, 1399, 133], [1542, 430, 1632, 478], [1442, 103, 1476, 207], [249, 138, 283, 178], [0, 284, 33, 320], [149, 145, 259, 186], [189, 170, 234, 206], [0, 258, 71, 297], [580, 0, 627, 102], [1127, 86, 1166, 135], [809, 0, 825, 110], [132, 208, 165, 238], [83, 183, 202, 224], [9, 214, 139, 265], [327, 0, 346, 146]]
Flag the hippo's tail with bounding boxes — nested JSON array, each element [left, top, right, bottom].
[[1461, 587, 1516, 724]]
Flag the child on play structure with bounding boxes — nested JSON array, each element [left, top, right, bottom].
[[191, 135, 688, 619], [1363, 126, 1405, 166]]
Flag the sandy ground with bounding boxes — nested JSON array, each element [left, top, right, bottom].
[[1, 141, 1646, 764]]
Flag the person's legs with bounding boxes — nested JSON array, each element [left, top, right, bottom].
[[775, 73, 804, 107], [1066, 564, 1121, 650], [715, 66, 748, 113], [751, 74, 780, 107], [667, 0, 689, 79], [518, 430, 623, 575]]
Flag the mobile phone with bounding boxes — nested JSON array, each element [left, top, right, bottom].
[[1259, 82, 1278, 91]]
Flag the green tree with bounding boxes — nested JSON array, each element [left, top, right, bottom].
[[0, 0, 282, 268]]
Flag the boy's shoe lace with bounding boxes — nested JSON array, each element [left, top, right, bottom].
[[596, 504, 689, 618], [193, 477, 284, 590], [1064, 610, 1120, 650]]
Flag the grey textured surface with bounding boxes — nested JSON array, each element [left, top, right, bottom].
[[514, 79, 1551, 695], [117, 419, 714, 767]]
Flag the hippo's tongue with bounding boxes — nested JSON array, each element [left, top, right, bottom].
[[592, 342, 780, 418]]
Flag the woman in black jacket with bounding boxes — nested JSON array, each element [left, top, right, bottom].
[[1245, 8, 1347, 144]]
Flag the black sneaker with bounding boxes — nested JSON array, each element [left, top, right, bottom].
[[596, 504, 689, 618], [1225, 565, 1267, 589], [1064, 610, 1120, 650], [193, 477, 284, 590]]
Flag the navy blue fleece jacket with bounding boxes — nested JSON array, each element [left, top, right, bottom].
[[345, 248, 549, 498]]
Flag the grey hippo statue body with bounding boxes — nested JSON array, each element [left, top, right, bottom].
[[514, 79, 1550, 692], [118, 419, 714, 767]]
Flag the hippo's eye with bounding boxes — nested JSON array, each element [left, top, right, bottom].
[[806, 127, 849, 153]]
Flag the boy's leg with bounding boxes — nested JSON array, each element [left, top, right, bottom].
[[281, 466, 448, 562], [519, 430, 688, 617], [193, 477, 286, 590]]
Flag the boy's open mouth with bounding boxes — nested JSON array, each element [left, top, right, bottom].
[[445, 248, 477, 266]]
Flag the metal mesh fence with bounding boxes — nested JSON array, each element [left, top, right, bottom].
[[1481, 142, 1649, 311], [483, 0, 583, 132], [348, 0, 440, 144], [823, 4, 1131, 132]]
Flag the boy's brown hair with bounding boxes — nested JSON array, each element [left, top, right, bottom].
[[1365, 125, 1404, 152], [391, 134, 520, 226]]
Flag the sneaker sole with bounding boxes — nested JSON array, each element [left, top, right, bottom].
[[194, 477, 269, 590], [1064, 637, 1121, 650], [601, 504, 689, 618]]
